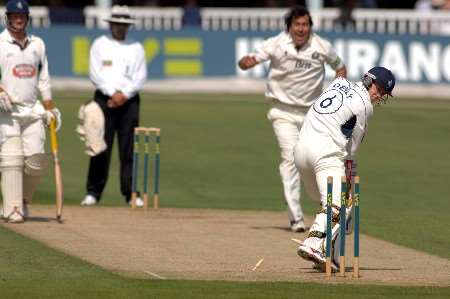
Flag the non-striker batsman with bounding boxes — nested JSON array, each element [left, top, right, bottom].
[[0, 0, 61, 223]]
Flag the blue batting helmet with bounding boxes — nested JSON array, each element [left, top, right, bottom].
[[6, 0, 29, 15], [365, 66, 395, 96]]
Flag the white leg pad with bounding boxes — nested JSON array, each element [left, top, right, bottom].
[[331, 208, 354, 267], [1, 137, 24, 220], [332, 228, 342, 267], [2, 165, 24, 219], [307, 205, 353, 257]]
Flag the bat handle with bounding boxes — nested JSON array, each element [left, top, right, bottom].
[[49, 119, 58, 152]]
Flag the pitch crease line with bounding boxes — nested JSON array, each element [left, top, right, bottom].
[[144, 270, 166, 279]]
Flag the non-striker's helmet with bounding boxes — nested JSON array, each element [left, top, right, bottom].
[[6, 0, 29, 15], [5, 0, 29, 33]]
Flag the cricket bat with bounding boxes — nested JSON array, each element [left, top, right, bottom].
[[49, 119, 63, 222]]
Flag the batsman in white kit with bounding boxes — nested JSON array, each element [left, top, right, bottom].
[[0, 0, 61, 223], [238, 6, 347, 232], [294, 66, 395, 270]]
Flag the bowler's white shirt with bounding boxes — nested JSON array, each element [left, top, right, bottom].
[[300, 77, 373, 159], [251, 32, 344, 107], [0, 29, 52, 106], [89, 35, 146, 98]]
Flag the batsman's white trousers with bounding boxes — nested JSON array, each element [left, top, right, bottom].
[[294, 135, 350, 235], [293, 135, 345, 207], [267, 99, 309, 224]]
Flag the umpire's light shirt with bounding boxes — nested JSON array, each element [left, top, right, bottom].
[[89, 34, 146, 98]]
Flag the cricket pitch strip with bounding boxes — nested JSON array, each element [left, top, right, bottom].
[[3, 205, 449, 286]]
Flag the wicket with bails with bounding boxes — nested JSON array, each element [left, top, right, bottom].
[[131, 127, 161, 210], [325, 175, 360, 278]]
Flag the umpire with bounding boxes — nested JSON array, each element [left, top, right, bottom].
[[81, 5, 147, 207]]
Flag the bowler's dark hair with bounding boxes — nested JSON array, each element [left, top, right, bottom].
[[284, 5, 313, 32]]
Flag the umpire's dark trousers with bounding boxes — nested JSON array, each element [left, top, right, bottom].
[[86, 90, 140, 203]]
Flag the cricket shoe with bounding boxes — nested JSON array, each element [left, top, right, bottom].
[[4, 207, 24, 223], [128, 197, 144, 208], [312, 260, 339, 272], [297, 243, 326, 266], [6, 213, 24, 223], [312, 262, 325, 272], [81, 194, 98, 206], [290, 220, 306, 233]]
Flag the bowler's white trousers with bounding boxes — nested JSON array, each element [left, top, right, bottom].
[[267, 99, 309, 225]]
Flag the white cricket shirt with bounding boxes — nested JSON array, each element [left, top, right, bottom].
[[251, 32, 344, 108], [0, 29, 52, 106], [300, 77, 373, 159], [89, 34, 146, 98]]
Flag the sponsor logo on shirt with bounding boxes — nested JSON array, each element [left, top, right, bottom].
[[102, 60, 113, 67], [295, 59, 312, 70], [12, 64, 36, 78]]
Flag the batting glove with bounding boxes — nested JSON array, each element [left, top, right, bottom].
[[0, 91, 13, 113], [345, 159, 358, 179], [45, 107, 62, 132]]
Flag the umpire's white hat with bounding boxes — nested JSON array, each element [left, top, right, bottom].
[[104, 5, 135, 24]]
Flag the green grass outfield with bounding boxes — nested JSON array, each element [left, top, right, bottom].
[[0, 92, 449, 297]]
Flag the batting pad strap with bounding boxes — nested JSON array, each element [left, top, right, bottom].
[[319, 204, 341, 213], [0, 154, 23, 168], [308, 231, 326, 239], [0, 136, 24, 168], [24, 154, 49, 176]]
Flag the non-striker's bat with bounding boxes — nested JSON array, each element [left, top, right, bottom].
[[49, 119, 64, 222]]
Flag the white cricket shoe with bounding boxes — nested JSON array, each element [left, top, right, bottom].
[[297, 243, 326, 265], [312, 260, 338, 272], [81, 194, 97, 206], [5, 208, 24, 223], [291, 220, 306, 233], [128, 197, 144, 208], [7, 213, 24, 223], [312, 262, 325, 271]]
